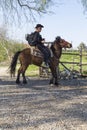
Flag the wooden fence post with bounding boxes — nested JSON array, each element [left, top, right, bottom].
[[79, 46, 82, 75]]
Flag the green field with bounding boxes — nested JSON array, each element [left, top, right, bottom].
[[25, 65, 39, 77], [60, 50, 87, 75]]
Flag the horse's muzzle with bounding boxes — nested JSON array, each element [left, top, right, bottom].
[[68, 43, 72, 48]]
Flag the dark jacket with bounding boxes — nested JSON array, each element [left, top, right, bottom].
[[33, 31, 43, 45], [33, 31, 51, 63]]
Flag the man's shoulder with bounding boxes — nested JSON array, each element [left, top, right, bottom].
[[33, 31, 39, 35]]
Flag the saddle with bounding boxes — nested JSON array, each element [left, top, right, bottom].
[[30, 45, 53, 58], [30, 46, 43, 58]]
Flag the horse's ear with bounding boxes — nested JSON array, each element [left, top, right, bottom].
[[56, 36, 61, 42]]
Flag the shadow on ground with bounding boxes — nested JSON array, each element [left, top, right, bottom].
[[0, 76, 87, 129]]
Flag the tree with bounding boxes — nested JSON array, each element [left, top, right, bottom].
[[77, 42, 87, 51], [0, 26, 11, 60], [0, 0, 53, 24], [0, 25, 26, 61], [0, 0, 87, 24], [81, 0, 87, 13]]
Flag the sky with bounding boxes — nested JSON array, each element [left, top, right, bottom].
[[0, 0, 87, 48]]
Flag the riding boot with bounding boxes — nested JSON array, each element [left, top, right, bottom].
[[42, 62, 49, 68]]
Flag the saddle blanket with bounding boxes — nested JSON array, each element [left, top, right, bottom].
[[30, 47, 53, 58], [30, 47, 43, 57]]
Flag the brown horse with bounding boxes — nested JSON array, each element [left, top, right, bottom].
[[10, 36, 72, 86]]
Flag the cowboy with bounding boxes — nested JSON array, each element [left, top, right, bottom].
[[29, 24, 51, 68]]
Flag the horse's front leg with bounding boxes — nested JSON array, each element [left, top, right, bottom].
[[49, 66, 59, 86], [54, 66, 59, 86], [49, 76, 55, 86], [49, 65, 55, 85], [50, 66, 59, 86]]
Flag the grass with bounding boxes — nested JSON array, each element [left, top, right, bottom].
[[16, 64, 39, 77], [60, 50, 87, 74], [25, 65, 39, 77]]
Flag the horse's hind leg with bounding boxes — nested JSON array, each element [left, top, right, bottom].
[[16, 66, 22, 84], [22, 73, 27, 84], [22, 65, 28, 84], [16, 64, 28, 84], [22, 71, 27, 84]]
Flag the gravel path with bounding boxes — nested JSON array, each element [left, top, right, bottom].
[[0, 67, 87, 130]]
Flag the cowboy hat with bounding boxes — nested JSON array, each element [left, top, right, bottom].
[[35, 24, 44, 28]]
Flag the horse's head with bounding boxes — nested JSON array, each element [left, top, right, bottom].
[[55, 36, 72, 48]]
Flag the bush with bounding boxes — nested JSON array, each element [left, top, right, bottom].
[[0, 39, 26, 62]]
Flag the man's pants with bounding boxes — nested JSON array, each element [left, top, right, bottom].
[[37, 44, 51, 64]]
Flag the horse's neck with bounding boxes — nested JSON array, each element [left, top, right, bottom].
[[51, 46, 62, 59]]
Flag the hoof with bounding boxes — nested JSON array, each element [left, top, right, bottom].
[[23, 80, 27, 84], [50, 84, 54, 87], [16, 80, 21, 84], [54, 83, 59, 87]]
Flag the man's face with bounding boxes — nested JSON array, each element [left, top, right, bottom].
[[36, 27, 42, 32]]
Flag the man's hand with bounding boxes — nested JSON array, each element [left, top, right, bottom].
[[41, 38, 45, 43]]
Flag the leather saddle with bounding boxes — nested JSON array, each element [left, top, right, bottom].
[[30, 46, 43, 58], [30, 45, 53, 58]]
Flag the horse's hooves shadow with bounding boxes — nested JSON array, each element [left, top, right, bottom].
[[49, 83, 60, 88]]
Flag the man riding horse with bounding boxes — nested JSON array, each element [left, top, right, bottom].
[[26, 24, 51, 68], [10, 25, 72, 85]]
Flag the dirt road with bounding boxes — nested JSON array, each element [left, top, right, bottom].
[[0, 67, 87, 130]]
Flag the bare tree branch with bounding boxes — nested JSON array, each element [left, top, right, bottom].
[[0, 0, 53, 24], [81, 0, 87, 13]]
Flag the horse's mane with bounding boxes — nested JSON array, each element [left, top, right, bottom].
[[50, 36, 61, 51], [50, 36, 62, 58], [50, 43, 55, 54]]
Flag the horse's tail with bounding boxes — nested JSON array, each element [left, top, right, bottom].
[[10, 51, 21, 77]]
